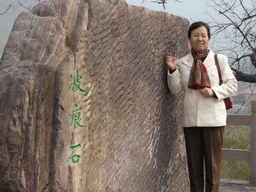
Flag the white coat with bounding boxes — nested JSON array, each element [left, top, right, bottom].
[[167, 50, 237, 127]]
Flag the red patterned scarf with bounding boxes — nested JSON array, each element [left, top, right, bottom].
[[188, 49, 211, 90]]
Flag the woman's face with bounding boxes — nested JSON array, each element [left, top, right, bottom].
[[189, 26, 209, 53]]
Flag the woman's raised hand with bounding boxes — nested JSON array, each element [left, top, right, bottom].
[[166, 53, 177, 70]]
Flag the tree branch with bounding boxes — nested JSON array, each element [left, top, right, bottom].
[[18, 0, 30, 9], [0, 4, 12, 15], [234, 70, 256, 83], [141, 0, 183, 9], [218, 9, 254, 50]]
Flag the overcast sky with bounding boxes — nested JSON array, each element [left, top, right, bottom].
[[0, 0, 217, 57], [126, 0, 214, 21]]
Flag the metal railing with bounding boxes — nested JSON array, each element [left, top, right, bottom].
[[222, 100, 256, 185]]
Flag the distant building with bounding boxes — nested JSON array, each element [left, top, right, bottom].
[[233, 86, 256, 107]]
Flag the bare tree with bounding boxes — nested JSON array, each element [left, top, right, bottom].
[[209, 0, 256, 83]]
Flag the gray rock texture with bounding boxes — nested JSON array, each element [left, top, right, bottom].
[[0, 0, 190, 191]]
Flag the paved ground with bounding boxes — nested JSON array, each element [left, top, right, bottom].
[[220, 179, 256, 192]]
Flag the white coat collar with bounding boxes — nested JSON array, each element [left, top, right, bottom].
[[180, 49, 215, 68]]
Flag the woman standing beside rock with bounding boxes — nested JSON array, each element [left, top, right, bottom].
[[166, 21, 237, 192]]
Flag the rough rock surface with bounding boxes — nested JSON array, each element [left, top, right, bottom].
[[0, 0, 190, 191]]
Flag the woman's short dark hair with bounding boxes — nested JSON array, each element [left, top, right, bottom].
[[188, 21, 211, 39]]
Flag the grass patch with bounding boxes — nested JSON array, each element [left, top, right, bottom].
[[221, 125, 250, 180], [221, 160, 250, 180]]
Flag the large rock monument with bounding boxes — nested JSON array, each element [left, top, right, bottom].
[[0, 0, 190, 191]]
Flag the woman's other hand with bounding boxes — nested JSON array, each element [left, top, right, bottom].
[[166, 53, 177, 70], [200, 88, 214, 98]]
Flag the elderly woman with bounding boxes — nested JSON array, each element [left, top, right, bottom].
[[166, 21, 237, 192]]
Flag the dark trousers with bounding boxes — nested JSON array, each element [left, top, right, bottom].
[[184, 127, 225, 192]]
